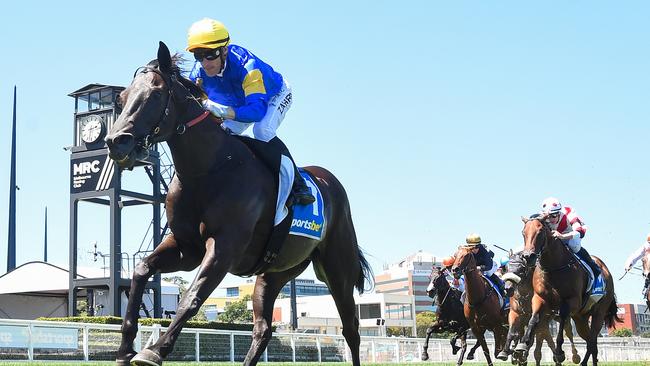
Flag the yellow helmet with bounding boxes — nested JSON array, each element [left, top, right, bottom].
[[465, 233, 482, 246], [187, 18, 230, 51]]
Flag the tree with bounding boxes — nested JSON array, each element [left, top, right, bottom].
[[163, 276, 189, 295], [218, 295, 253, 323], [416, 311, 437, 338], [610, 328, 633, 337]]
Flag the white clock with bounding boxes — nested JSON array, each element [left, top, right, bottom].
[[81, 115, 104, 144]]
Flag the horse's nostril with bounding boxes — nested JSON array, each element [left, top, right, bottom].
[[112, 134, 133, 146]]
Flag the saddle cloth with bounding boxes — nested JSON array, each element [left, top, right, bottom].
[[288, 170, 325, 240], [459, 275, 509, 311], [483, 274, 510, 311], [573, 253, 606, 308]]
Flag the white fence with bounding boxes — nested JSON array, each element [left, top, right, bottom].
[[1, 319, 650, 362]]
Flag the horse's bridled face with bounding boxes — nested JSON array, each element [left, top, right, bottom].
[[522, 220, 544, 267], [451, 248, 470, 279], [105, 72, 169, 168]]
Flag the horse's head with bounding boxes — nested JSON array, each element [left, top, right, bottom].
[[451, 246, 476, 279], [427, 266, 448, 298], [106, 42, 208, 169], [520, 213, 553, 269]]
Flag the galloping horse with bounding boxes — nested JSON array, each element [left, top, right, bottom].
[[106, 42, 372, 366], [451, 246, 508, 366], [514, 214, 621, 366], [498, 251, 580, 366], [421, 266, 480, 365]]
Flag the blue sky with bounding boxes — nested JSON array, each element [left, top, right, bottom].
[[0, 2, 649, 304]]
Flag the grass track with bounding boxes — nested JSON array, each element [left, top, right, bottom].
[[0, 363, 649, 366]]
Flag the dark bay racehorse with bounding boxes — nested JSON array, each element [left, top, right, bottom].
[[451, 246, 508, 366], [105, 42, 372, 366], [498, 251, 580, 366], [421, 266, 480, 365], [641, 252, 650, 310], [514, 214, 621, 366]]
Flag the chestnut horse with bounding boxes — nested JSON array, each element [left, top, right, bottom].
[[498, 251, 580, 366], [421, 266, 480, 365], [514, 214, 621, 366], [105, 42, 372, 366], [451, 246, 508, 366]]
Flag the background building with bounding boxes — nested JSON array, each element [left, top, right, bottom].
[[269, 292, 415, 336], [204, 278, 330, 320], [374, 250, 440, 314], [614, 303, 650, 335]]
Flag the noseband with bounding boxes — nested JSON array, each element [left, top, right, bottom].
[[130, 66, 209, 149]]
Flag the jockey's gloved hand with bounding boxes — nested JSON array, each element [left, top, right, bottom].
[[202, 99, 234, 119], [478, 265, 488, 272]]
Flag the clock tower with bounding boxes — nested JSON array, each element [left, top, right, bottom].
[[68, 84, 164, 318]]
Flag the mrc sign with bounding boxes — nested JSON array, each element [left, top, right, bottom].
[[70, 152, 116, 193]]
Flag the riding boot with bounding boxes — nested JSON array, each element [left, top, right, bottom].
[[576, 247, 601, 278], [265, 137, 315, 206], [490, 273, 507, 298], [292, 164, 315, 205]]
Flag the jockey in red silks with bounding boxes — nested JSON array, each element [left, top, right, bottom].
[[541, 197, 600, 278]]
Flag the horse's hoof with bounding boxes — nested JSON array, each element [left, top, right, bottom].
[[496, 350, 510, 361], [421, 352, 429, 361], [572, 353, 581, 364], [116, 351, 136, 366], [451, 345, 460, 355], [555, 351, 566, 364], [130, 349, 162, 366], [466, 353, 474, 360]]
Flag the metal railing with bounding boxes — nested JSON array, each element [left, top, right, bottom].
[[1, 319, 650, 362]]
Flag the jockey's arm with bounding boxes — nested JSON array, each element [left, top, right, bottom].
[[624, 243, 650, 271]]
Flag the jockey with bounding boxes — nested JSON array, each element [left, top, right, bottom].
[[464, 233, 507, 298], [541, 197, 601, 278], [186, 18, 315, 205], [624, 233, 650, 274]]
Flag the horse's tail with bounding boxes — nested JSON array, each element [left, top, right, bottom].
[[357, 246, 375, 294], [605, 294, 623, 328]]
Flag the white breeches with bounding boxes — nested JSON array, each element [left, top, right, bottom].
[[222, 80, 293, 142]]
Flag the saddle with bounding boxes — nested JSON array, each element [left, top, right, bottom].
[[572, 252, 606, 312]]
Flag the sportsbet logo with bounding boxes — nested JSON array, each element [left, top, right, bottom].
[[291, 218, 322, 232]]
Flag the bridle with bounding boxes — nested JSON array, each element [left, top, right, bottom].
[[130, 65, 211, 150], [524, 216, 576, 273]]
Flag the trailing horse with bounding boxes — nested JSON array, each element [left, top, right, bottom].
[[421, 265, 480, 365], [498, 251, 580, 366], [514, 214, 622, 366], [106, 42, 372, 366], [641, 252, 650, 310], [451, 246, 508, 366]]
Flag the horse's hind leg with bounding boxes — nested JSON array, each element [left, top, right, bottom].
[[243, 260, 311, 366], [116, 234, 201, 365], [312, 242, 364, 365]]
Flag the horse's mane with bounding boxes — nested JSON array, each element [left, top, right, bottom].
[[145, 54, 207, 100]]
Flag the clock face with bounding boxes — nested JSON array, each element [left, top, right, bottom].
[[81, 115, 104, 144]]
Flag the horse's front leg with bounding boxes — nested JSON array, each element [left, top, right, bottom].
[[564, 319, 581, 364], [497, 310, 520, 361], [421, 321, 440, 361], [515, 295, 545, 361], [456, 332, 468, 366], [116, 235, 200, 366], [553, 302, 571, 364], [130, 237, 230, 366], [473, 328, 493, 366]]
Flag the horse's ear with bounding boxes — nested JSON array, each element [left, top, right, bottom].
[[157, 41, 172, 73], [521, 216, 529, 223]]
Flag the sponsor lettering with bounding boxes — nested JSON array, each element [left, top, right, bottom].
[[278, 93, 292, 114], [291, 218, 322, 232]]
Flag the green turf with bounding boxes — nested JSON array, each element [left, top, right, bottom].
[[0, 363, 649, 366]]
